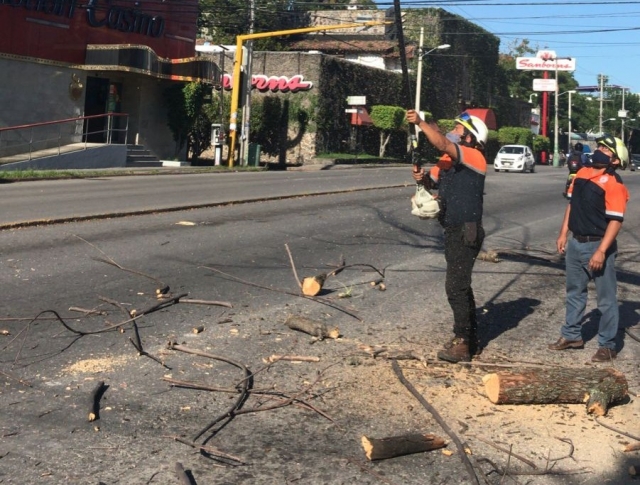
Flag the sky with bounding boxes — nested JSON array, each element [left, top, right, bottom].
[[374, 0, 640, 94]]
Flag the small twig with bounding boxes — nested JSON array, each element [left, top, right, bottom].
[[284, 243, 302, 290], [327, 263, 385, 278], [68, 306, 107, 316], [499, 444, 513, 485], [344, 455, 397, 485], [169, 436, 245, 465], [477, 458, 590, 477], [472, 435, 537, 469], [625, 328, 640, 343], [326, 254, 346, 276], [624, 442, 640, 452], [0, 369, 32, 387], [200, 266, 361, 321], [127, 338, 171, 369], [162, 377, 333, 422], [549, 437, 575, 463], [88, 381, 107, 422], [33, 294, 188, 336], [266, 355, 320, 363], [131, 322, 143, 354], [595, 416, 640, 441], [73, 234, 164, 286], [391, 360, 480, 485], [167, 343, 251, 441], [179, 299, 233, 308]]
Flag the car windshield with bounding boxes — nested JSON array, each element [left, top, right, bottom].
[[500, 146, 525, 154]]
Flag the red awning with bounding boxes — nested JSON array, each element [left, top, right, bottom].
[[464, 108, 497, 130], [350, 107, 373, 126]]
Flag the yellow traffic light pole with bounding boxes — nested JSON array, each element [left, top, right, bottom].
[[227, 21, 389, 167]]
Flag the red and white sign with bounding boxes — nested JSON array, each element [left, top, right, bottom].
[[536, 50, 557, 60], [219, 74, 313, 93], [516, 57, 576, 71], [533, 79, 557, 92]]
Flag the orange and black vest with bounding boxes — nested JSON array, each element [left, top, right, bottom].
[[567, 167, 628, 237], [429, 145, 487, 227]]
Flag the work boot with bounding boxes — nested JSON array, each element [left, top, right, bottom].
[[437, 337, 473, 363], [548, 337, 584, 350], [591, 347, 617, 362]]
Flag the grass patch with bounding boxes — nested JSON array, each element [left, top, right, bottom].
[[316, 153, 382, 160], [0, 166, 266, 181]]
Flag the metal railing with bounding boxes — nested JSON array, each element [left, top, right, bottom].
[[0, 113, 129, 162]]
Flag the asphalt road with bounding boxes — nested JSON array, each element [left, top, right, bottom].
[[0, 167, 410, 228], [0, 165, 638, 485]]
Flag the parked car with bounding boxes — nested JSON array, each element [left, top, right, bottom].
[[494, 145, 536, 173], [629, 153, 640, 171]]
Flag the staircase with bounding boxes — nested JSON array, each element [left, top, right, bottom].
[[126, 144, 162, 167]]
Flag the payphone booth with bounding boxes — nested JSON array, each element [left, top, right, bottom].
[[211, 124, 224, 166]]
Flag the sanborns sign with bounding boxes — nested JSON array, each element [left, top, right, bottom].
[[220, 74, 313, 93], [516, 57, 576, 71]]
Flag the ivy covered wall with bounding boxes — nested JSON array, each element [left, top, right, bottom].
[[316, 56, 404, 154], [404, 9, 502, 121]]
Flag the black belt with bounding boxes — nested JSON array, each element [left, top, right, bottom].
[[574, 235, 602, 243]]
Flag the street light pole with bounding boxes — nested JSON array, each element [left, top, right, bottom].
[[565, 89, 576, 153], [414, 28, 449, 139], [414, 28, 424, 140], [621, 87, 627, 143], [552, 56, 572, 167], [553, 59, 560, 167]]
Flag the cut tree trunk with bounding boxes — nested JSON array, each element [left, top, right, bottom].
[[483, 367, 628, 416], [301, 273, 327, 296], [284, 315, 340, 339], [361, 434, 446, 461]]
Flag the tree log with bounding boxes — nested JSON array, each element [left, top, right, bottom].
[[483, 367, 628, 416], [625, 443, 640, 452], [284, 315, 340, 339], [301, 273, 327, 296], [361, 434, 446, 461]]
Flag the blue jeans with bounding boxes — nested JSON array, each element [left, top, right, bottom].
[[562, 237, 618, 349]]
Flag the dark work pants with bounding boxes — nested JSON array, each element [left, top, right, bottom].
[[444, 223, 484, 341]]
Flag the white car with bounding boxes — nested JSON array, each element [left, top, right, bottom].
[[494, 145, 536, 173]]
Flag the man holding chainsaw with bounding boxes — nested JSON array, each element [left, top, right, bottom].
[[406, 109, 488, 363]]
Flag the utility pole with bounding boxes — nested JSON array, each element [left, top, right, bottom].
[[239, 0, 255, 166], [621, 87, 626, 143], [414, 27, 424, 140], [226, 20, 389, 167], [598, 73, 605, 134]]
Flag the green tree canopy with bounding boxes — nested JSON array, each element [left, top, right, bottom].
[[198, 0, 376, 50]]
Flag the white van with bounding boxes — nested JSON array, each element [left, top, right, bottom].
[[494, 145, 536, 173]]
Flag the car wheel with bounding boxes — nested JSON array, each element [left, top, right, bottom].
[[530, 163, 536, 173], [495, 168, 500, 172]]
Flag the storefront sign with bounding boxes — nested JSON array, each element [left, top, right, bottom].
[[1, 0, 165, 37], [516, 57, 575, 71], [219, 74, 313, 93], [0, 0, 78, 18], [86, 0, 164, 37]]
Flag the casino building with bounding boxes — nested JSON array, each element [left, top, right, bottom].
[[0, 0, 219, 165]]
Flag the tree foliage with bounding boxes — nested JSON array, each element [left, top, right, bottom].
[[198, 0, 377, 49], [370, 105, 406, 157], [163, 82, 212, 160]]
